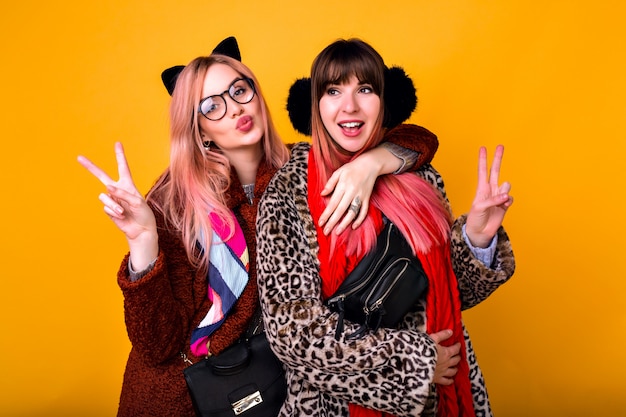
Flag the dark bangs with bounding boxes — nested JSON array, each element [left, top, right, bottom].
[[312, 39, 385, 99]]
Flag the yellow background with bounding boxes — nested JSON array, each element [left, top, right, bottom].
[[1, 1, 624, 416]]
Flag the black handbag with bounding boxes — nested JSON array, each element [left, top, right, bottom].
[[326, 221, 429, 340], [183, 332, 287, 417]]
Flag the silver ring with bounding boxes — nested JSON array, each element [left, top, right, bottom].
[[349, 197, 362, 215]]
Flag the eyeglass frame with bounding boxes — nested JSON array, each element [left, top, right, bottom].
[[197, 77, 256, 121]]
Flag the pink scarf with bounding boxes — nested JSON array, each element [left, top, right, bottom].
[[190, 211, 249, 356]]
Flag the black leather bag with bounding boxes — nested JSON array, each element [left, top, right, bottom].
[[326, 221, 429, 339], [183, 332, 287, 417]]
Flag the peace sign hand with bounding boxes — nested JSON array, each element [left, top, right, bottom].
[[78, 142, 158, 270], [465, 145, 514, 248]]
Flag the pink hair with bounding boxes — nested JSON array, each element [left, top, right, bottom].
[[310, 39, 452, 258], [147, 55, 289, 273]]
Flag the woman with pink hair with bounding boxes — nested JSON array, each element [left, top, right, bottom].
[[257, 38, 516, 417]]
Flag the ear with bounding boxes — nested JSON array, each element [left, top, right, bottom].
[[286, 78, 312, 136], [160, 36, 242, 96]]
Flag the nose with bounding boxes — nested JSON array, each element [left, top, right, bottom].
[[226, 96, 245, 117], [342, 93, 359, 113]]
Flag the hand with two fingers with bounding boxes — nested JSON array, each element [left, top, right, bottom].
[[465, 145, 514, 248], [77, 142, 158, 271]]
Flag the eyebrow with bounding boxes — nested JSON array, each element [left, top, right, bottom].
[[206, 77, 242, 97]]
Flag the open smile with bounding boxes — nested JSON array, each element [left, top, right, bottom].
[[339, 121, 363, 129]]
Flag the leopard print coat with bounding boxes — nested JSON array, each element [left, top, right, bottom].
[[256, 143, 515, 417]]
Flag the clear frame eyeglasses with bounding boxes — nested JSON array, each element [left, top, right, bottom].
[[197, 77, 256, 121]]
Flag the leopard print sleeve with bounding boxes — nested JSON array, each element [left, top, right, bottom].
[[257, 143, 438, 417], [416, 165, 516, 310], [451, 215, 515, 309]]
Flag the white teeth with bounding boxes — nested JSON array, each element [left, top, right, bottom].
[[340, 122, 361, 128]]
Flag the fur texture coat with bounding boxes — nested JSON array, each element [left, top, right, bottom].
[[256, 139, 515, 417]]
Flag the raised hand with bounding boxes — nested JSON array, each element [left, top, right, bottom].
[[77, 142, 158, 271], [465, 145, 514, 248], [429, 329, 462, 385]]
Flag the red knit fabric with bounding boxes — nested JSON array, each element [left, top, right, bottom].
[[308, 152, 475, 417], [416, 240, 475, 417]]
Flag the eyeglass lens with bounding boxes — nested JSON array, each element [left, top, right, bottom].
[[198, 78, 255, 120]]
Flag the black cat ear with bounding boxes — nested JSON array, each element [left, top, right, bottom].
[[383, 66, 417, 128], [286, 78, 312, 136], [161, 36, 242, 96], [211, 36, 241, 62], [161, 65, 186, 96]]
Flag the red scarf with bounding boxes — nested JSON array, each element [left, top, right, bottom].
[[307, 152, 475, 417]]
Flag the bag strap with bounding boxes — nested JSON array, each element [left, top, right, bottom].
[[242, 305, 265, 339], [181, 306, 265, 366]]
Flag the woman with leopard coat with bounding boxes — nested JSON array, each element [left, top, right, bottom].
[[256, 38, 515, 417]]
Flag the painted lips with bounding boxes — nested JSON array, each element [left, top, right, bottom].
[[237, 115, 254, 132]]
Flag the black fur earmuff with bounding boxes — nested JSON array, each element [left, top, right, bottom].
[[286, 66, 417, 136]]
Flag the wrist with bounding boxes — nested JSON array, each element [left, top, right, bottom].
[[465, 230, 492, 249], [377, 146, 403, 175], [359, 148, 386, 176], [378, 142, 417, 174], [128, 232, 159, 271]]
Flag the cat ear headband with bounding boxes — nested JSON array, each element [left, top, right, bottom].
[[286, 66, 417, 136], [160, 36, 242, 95]]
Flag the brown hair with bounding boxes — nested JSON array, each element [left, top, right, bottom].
[[310, 38, 386, 173]]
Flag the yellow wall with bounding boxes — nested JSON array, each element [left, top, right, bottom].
[[1, 1, 624, 415]]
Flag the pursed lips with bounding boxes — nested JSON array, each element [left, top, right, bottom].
[[237, 115, 253, 132]]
